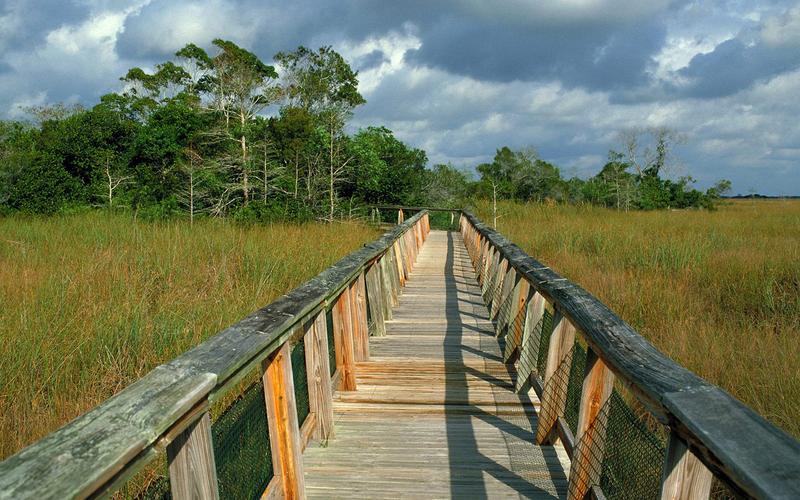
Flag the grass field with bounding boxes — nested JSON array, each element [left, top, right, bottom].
[[0, 213, 379, 460], [476, 199, 800, 438]]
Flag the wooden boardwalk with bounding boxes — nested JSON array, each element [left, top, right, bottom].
[[304, 231, 570, 499]]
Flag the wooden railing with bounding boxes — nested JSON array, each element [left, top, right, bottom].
[[0, 211, 431, 499], [458, 210, 800, 500]]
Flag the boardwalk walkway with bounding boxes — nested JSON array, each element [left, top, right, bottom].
[[304, 230, 570, 499]]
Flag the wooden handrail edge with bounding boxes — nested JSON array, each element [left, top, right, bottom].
[[459, 209, 800, 499], [0, 211, 429, 498]]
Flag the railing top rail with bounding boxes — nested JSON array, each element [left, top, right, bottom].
[[372, 205, 462, 212], [461, 209, 800, 499], [0, 211, 428, 499]]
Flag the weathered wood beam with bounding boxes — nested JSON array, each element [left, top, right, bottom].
[[166, 412, 219, 500], [303, 311, 334, 443], [332, 289, 357, 391], [365, 264, 386, 337], [568, 347, 615, 500], [351, 273, 370, 362], [660, 432, 713, 500], [536, 311, 576, 444], [262, 343, 305, 500]]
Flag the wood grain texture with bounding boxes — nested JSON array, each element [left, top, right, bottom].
[[365, 264, 386, 337], [350, 274, 370, 362], [304, 231, 570, 499], [569, 348, 615, 500], [303, 312, 334, 443], [536, 312, 576, 445], [166, 412, 219, 500], [515, 292, 545, 393], [262, 343, 306, 500], [660, 432, 713, 500], [332, 289, 357, 392]]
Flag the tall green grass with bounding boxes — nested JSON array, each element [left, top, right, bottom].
[[0, 213, 379, 459], [477, 199, 800, 438]]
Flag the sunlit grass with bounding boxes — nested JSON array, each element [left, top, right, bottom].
[[0, 212, 379, 459], [476, 199, 800, 438]]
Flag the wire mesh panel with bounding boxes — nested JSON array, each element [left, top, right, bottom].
[[130, 458, 170, 499], [536, 308, 555, 376], [291, 340, 310, 426], [564, 343, 588, 434], [570, 389, 667, 500], [326, 308, 336, 377], [212, 381, 273, 500], [515, 305, 549, 391], [536, 345, 574, 437]]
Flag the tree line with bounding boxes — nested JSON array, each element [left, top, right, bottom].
[[426, 128, 732, 212], [0, 39, 729, 220], [0, 42, 431, 220]]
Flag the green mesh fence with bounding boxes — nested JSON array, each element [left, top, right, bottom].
[[291, 341, 310, 426], [135, 461, 170, 499], [212, 381, 273, 500], [536, 309, 554, 376], [564, 343, 588, 434], [326, 308, 336, 376], [569, 389, 666, 500], [136, 381, 274, 500]]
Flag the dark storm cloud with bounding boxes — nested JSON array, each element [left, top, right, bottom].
[[1, 0, 88, 52], [407, 15, 666, 90], [2, 0, 800, 194], [677, 37, 800, 98]]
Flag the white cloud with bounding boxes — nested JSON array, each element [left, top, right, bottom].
[[761, 6, 800, 47]]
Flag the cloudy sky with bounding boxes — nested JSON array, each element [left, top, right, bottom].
[[2, 1, 799, 195]]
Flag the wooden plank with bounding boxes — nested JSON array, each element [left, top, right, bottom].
[[166, 412, 219, 500], [503, 279, 531, 362], [392, 240, 406, 287], [495, 267, 517, 329], [262, 342, 306, 500], [351, 274, 370, 362], [536, 311, 576, 444], [365, 264, 386, 337], [569, 348, 615, 499], [660, 432, 713, 500], [515, 292, 546, 392], [304, 230, 568, 500], [332, 289, 357, 391], [303, 311, 334, 443]]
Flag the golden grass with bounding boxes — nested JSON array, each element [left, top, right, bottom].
[[0, 212, 379, 460], [476, 199, 800, 438]]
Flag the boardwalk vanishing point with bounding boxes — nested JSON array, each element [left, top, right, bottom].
[[303, 230, 570, 499]]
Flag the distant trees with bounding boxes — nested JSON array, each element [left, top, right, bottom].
[[466, 135, 730, 210], [0, 39, 731, 218], [0, 41, 427, 220]]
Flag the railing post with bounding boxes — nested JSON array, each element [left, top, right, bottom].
[[515, 291, 545, 392], [332, 288, 357, 391], [490, 258, 509, 318], [351, 273, 370, 361], [262, 343, 306, 499], [166, 411, 219, 500], [397, 209, 404, 224], [393, 240, 406, 286], [503, 278, 530, 362], [303, 311, 334, 442], [568, 347, 615, 499], [380, 253, 397, 312], [536, 310, 576, 444], [365, 263, 386, 336], [494, 267, 517, 326], [660, 432, 713, 500]]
